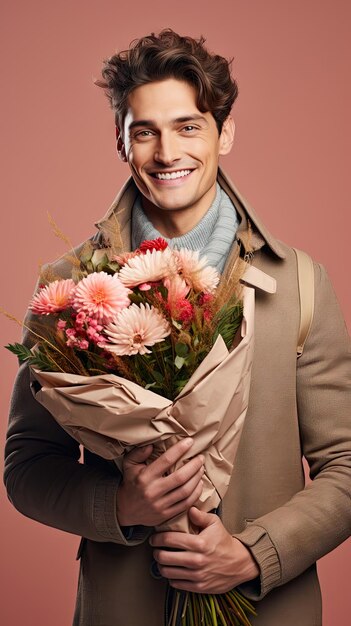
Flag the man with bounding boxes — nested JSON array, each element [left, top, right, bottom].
[[4, 29, 350, 626]]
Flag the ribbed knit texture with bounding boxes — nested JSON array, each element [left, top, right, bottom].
[[132, 183, 239, 273]]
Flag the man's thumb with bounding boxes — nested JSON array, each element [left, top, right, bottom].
[[123, 444, 154, 468], [189, 506, 217, 529]]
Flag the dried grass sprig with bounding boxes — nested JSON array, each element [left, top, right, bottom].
[[0, 307, 83, 374], [47, 212, 79, 260]]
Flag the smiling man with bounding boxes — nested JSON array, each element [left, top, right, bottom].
[[119, 78, 234, 237], [4, 29, 350, 626]]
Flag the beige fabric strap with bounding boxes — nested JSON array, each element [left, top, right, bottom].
[[293, 248, 315, 358]]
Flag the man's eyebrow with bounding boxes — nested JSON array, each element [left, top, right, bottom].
[[172, 115, 208, 125], [128, 114, 208, 131]]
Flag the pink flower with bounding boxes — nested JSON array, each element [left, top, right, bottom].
[[72, 272, 130, 323], [65, 328, 76, 338], [75, 311, 86, 326], [57, 319, 67, 330], [163, 275, 190, 317], [174, 249, 219, 293], [164, 275, 190, 302], [77, 339, 89, 350], [104, 303, 170, 356], [118, 248, 178, 288], [29, 279, 75, 315]]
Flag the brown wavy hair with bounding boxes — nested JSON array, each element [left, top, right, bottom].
[[95, 29, 239, 135]]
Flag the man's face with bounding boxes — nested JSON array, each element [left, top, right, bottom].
[[118, 78, 234, 228]]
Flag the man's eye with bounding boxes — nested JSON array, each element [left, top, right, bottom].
[[135, 130, 154, 138], [182, 125, 196, 132]]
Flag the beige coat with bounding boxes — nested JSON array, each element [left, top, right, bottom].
[[4, 168, 351, 626]]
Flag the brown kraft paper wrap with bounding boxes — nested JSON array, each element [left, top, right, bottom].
[[30, 285, 255, 533]]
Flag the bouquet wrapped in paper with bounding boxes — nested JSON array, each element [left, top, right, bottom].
[[30, 284, 254, 534], [5, 235, 258, 625]]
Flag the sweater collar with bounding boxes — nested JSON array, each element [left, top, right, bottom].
[[94, 166, 286, 260]]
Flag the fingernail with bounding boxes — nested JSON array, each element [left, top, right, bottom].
[[185, 437, 193, 446]]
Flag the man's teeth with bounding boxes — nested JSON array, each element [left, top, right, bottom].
[[154, 169, 192, 180]]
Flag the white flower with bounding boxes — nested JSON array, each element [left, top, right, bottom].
[[174, 249, 219, 293], [118, 248, 178, 287], [104, 303, 170, 356]]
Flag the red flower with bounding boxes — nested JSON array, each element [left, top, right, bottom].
[[177, 300, 194, 324], [139, 238, 168, 253], [198, 293, 214, 306]]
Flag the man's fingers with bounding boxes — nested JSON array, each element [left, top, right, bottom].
[[161, 467, 204, 510], [188, 506, 217, 529], [162, 454, 204, 491], [147, 438, 194, 477], [153, 548, 202, 570], [150, 530, 203, 552]]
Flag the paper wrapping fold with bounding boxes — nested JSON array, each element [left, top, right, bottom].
[[30, 286, 255, 532]]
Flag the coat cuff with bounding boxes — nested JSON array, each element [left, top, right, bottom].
[[233, 524, 282, 600], [93, 475, 150, 545]]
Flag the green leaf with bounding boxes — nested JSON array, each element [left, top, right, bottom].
[[175, 342, 189, 357], [175, 355, 185, 370], [95, 254, 109, 271], [30, 348, 60, 372], [5, 343, 32, 363], [213, 301, 243, 349], [106, 261, 120, 273], [150, 369, 164, 383]]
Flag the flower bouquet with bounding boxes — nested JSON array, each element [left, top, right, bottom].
[[5, 235, 257, 626]]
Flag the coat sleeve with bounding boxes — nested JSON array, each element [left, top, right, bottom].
[[232, 263, 351, 600], [3, 290, 150, 547]]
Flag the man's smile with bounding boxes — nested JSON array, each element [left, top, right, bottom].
[[147, 168, 195, 185]]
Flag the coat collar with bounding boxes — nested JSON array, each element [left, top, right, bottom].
[[94, 166, 286, 259]]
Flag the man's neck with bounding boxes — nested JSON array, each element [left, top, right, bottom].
[[141, 183, 217, 238]]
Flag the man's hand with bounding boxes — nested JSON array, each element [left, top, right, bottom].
[[150, 506, 260, 593], [116, 438, 205, 527]]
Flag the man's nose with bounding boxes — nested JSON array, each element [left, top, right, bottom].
[[154, 132, 181, 165]]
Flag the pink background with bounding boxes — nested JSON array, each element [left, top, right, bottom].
[[1, 1, 350, 624]]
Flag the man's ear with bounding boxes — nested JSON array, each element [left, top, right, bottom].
[[218, 116, 235, 156], [115, 126, 127, 162]]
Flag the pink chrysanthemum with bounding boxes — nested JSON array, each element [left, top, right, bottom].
[[174, 249, 219, 293], [29, 279, 75, 315], [104, 303, 170, 356], [72, 272, 130, 323], [118, 248, 178, 288]]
